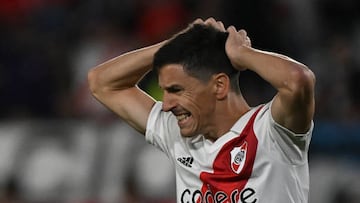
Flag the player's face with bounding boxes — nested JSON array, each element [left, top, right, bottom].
[[158, 64, 217, 137]]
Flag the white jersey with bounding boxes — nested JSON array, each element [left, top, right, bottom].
[[145, 100, 313, 203]]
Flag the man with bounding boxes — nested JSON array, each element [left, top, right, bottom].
[[88, 18, 315, 203]]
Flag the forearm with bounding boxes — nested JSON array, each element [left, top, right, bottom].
[[88, 41, 166, 94], [236, 46, 315, 132], [235, 46, 315, 93]]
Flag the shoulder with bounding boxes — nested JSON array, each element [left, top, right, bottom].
[[254, 99, 314, 164], [145, 101, 181, 148], [146, 101, 177, 133]]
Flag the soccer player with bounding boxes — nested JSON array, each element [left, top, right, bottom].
[[88, 18, 316, 203]]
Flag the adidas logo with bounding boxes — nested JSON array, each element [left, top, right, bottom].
[[177, 156, 194, 168]]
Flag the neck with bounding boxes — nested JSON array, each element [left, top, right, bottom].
[[204, 92, 250, 142]]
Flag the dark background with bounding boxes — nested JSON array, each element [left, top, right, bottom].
[[0, 0, 359, 202]]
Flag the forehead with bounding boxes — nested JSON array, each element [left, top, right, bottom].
[[158, 64, 199, 87], [159, 64, 186, 78]]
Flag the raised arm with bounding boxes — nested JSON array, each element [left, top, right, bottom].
[[87, 41, 166, 134], [226, 26, 315, 133]]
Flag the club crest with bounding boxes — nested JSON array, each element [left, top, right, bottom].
[[230, 142, 248, 174]]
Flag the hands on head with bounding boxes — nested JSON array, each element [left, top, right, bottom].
[[187, 17, 251, 71]]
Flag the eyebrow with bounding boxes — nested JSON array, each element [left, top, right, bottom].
[[163, 84, 184, 93]]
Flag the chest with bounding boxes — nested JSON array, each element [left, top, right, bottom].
[[175, 128, 260, 182]]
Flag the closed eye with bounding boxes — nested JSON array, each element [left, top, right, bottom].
[[165, 85, 184, 93]]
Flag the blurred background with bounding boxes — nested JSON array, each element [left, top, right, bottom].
[[0, 0, 360, 202]]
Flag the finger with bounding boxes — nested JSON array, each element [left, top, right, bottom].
[[245, 36, 252, 47], [204, 17, 217, 25], [217, 21, 226, 31], [193, 18, 204, 24], [237, 29, 248, 42], [227, 26, 237, 35], [238, 29, 247, 37], [204, 17, 219, 29]]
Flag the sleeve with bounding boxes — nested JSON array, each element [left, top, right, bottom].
[[256, 101, 314, 165], [145, 101, 179, 158]]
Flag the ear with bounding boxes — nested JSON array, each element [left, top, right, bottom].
[[213, 73, 230, 100]]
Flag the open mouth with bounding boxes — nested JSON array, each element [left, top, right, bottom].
[[175, 112, 192, 126]]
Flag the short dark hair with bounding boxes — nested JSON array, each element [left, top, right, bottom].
[[153, 24, 240, 94]]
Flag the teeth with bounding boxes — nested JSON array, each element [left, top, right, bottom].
[[176, 114, 189, 122]]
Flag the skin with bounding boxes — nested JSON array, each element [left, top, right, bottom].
[[159, 64, 249, 141], [88, 17, 315, 142]]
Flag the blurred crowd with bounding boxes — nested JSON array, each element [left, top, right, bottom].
[[0, 0, 360, 203], [0, 0, 359, 121], [1, 0, 360, 121]]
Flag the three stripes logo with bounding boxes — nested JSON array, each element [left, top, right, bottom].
[[177, 156, 194, 168]]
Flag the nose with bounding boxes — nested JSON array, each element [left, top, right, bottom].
[[162, 92, 177, 112]]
